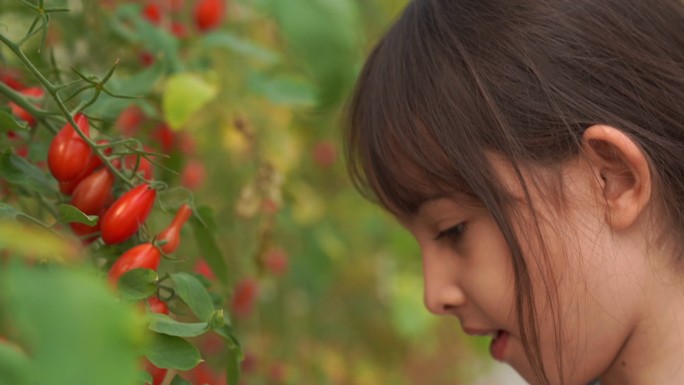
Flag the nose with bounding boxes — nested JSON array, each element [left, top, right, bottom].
[[422, 249, 466, 315]]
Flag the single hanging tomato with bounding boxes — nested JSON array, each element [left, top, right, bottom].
[[100, 184, 157, 244], [147, 296, 169, 315], [144, 359, 167, 385], [156, 203, 192, 254], [108, 243, 161, 285], [194, 0, 224, 32], [71, 167, 115, 215], [9, 87, 44, 126], [48, 114, 93, 182]]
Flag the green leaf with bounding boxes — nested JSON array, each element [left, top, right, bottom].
[[248, 73, 317, 106], [200, 32, 280, 64], [0, 150, 55, 194], [0, 203, 20, 221], [146, 333, 201, 370], [137, 370, 153, 385], [208, 309, 225, 330], [0, 111, 28, 132], [170, 375, 192, 385], [191, 208, 228, 284], [0, 342, 32, 385], [162, 73, 218, 130], [0, 221, 82, 262], [148, 313, 209, 337], [118, 268, 159, 301], [0, 263, 148, 385], [57, 204, 98, 225], [171, 272, 215, 321]]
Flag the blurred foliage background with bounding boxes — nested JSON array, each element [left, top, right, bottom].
[[0, 0, 509, 384]]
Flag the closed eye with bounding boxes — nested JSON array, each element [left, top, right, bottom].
[[434, 222, 466, 242]]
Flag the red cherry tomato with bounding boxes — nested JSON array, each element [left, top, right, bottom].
[[9, 87, 44, 126], [58, 140, 111, 196], [70, 220, 101, 244], [47, 114, 93, 182], [108, 243, 161, 285], [143, 3, 162, 24], [194, 0, 224, 32], [263, 248, 288, 276], [144, 359, 167, 385], [194, 259, 216, 281], [71, 167, 115, 215], [0, 68, 24, 90], [115, 105, 145, 137], [100, 184, 157, 244], [180, 159, 206, 190], [123, 152, 154, 180], [231, 278, 258, 318], [148, 296, 169, 315], [156, 204, 192, 254], [151, 123, 175, 154]]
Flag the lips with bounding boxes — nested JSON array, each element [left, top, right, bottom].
[[462, 327, 509, 361]]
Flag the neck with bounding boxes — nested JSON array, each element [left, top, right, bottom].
[[600, 261, 684, 385]]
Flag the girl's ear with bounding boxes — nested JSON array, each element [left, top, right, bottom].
[[581, 125, 652, 230]]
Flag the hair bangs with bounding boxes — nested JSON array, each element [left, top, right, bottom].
[[345, 3, 482, 216]]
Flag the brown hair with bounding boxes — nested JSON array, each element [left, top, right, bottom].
[[344, 0, 684, 383]]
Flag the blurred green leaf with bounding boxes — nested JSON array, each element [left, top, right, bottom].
[[0, 150, 55, 194], [162, 73, 218, 130], [171, 272, 215, 321], [190, 209, 228, 284], [0, 111, 28, 132], [137, 370, 153, 385], [0, 264, 147, 385], [146, 333, 201, 370], [110, 5, 181, 71], [119, 268, 159, 301], [0, 342, 31, 385], [261, 0, 362, 108], [0, 203, 20, 221], [248, 73, 317, 106], [148, 313, 209, 337], [0, 221, 81, 262], [57, 204, 98, 225], [201, 32, 280, 64]]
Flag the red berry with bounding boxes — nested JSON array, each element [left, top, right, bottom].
[[264, 248, 288, 276], [181, 159, 206, 190], [231, 278, 258, 318], [115, 105, 145, 137], [194, 0, 224, 32], [143, 3, 163, 24]]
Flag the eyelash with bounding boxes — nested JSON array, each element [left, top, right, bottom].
[[435, 222, 467, 242]]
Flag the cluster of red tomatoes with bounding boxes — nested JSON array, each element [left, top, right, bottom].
[[141, 0, 225, 39], [46, 114, 193, 287]]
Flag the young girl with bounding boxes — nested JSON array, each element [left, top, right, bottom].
[[343, 1, 684, 384]]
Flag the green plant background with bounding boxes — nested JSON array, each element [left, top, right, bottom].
[[0, 0, 504, 384]]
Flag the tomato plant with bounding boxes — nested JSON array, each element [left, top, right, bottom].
[[70, 167, 115, 215], [100, 184, 157, 244], [108, 243, 161, 285], [156, 203, 192, 254], [47, 114, 94, 182]]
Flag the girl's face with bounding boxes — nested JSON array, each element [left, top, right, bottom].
[[399, 155, 648, 385]]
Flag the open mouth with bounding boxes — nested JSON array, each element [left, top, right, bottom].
[[490, 330, 509, 361]]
